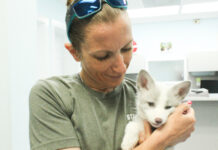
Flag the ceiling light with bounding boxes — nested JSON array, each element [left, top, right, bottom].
[[127, 5, 180, 18], [182, 2, 218, 14]]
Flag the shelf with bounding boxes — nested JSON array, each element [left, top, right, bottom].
[[185, 94, 218, 101]]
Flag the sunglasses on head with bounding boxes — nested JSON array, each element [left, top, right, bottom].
[[66, 0, 128, 43]]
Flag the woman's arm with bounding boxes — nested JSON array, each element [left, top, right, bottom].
[[134, 103, 196, 150], [29, 80, 80, 149]]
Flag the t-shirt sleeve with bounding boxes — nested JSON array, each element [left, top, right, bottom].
[[29, 80, 80, 150]]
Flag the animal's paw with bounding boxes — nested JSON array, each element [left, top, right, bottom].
[[121, 119, 144, 150], [121, 122, 141, 150], [121, 135, 138, 150]]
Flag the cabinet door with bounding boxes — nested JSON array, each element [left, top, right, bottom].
[[147, 59, 185, 82], [187, 51, 218, 72]]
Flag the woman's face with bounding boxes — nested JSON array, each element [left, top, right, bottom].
[[80, 14, 133, 92]]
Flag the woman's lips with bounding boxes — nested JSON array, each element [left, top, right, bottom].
[[107, 74, 123, 79]]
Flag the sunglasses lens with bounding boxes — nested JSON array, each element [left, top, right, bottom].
[[107, 0, 127, 7], [74, 0, 101, 18]]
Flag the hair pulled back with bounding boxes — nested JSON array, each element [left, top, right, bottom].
[[66, 0, 127, 54]]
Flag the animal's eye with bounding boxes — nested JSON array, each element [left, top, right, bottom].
[[165, 106, 172, 109], [147, 102, 155, 107]]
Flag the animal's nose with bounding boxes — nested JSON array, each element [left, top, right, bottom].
[[155, 118, 163, 124]]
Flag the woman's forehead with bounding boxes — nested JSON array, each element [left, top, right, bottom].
[[83, 15, 132, 52]]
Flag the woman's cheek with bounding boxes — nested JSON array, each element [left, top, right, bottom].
[[124, 52, 133, 68]]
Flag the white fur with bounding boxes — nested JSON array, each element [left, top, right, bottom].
[[121, 69, 191, 150]]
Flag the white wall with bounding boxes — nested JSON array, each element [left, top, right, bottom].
[[37, 0, 81, 77], [0, 0, 12, 149], [131, 18, 218, 60], [37, 0, 66, 22], [0, 0, 79, 149], [7, 0, 38, 150], [0, 0, 80, 149], [128, 17, 218, 82]]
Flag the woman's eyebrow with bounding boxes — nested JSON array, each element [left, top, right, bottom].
[[89, 50, 113, 55], [88, 40, 133, 55], [123, 39, 133, 47]]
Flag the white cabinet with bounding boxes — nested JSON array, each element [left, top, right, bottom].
[[146, 59, 186, 81], [187, 51, 218, 72], [144, 55, 187, 82]]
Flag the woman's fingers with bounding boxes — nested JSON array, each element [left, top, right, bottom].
[[138, 103, 196, 148], [138, 121, 152, 144], [175, 103, 190, 114], [161, 103, 196, 146]]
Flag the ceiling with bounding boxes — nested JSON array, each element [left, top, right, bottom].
[[59, 0, 218, 23], [128, 0, 218, 9], [60, 0, 218, 9], [126, 0, 218, 23]]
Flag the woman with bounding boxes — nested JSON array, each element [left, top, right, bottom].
[[29, 0, 196, 150]]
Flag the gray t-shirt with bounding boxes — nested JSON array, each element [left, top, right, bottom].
[[29, 74, 136, 150]]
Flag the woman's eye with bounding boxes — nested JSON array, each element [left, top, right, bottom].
[[121, 47, 132, 53], [165, 106, 172, 109], [147, 102, 155, 107], [95, 54, 111, 61]]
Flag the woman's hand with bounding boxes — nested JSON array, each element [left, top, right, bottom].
[[138, 121, 152, 145], [154, 103, 196, 147], [134, 103, 196, 150]]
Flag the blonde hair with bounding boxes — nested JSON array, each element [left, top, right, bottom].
[[66, 0, 73, 6], [66, 0, 127, 54]]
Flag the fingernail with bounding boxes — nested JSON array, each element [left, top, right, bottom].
[[187, 100, 192, 105]]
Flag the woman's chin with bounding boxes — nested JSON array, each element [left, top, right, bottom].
[[107, 76, 124, 87]]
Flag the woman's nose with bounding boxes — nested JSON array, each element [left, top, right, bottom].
[[112, 54, 127, 74]]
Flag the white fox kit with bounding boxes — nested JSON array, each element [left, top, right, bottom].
[[121, 69, 191, 150]]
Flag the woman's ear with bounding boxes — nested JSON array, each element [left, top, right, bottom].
[[64, 43, 81, 62]]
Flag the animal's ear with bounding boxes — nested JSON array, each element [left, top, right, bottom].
[[136, 69, 155, 90], [172, 81, 191, 100]]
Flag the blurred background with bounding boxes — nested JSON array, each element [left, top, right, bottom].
[[1, 0, 218, 149]]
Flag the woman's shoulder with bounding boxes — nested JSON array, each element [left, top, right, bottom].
[[124, 76, 136, 84], [29, 74, 85, 103], [29, 74, 83, 115], [31, 74, 81, 91], [122, 77, 137, 93]]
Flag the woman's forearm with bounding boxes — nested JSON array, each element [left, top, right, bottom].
[[133, 130, 167, 150]]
